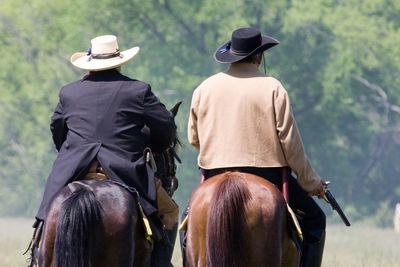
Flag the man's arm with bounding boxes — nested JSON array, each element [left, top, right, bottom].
[[50, 101, 68, 151], [187, 88, 200, 150], [142, 85, 177, 153], [274, 83, 322, 192]]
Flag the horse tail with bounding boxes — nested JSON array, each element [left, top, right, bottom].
[[55, 187, 102, 267], [206, 174, 251, 267]]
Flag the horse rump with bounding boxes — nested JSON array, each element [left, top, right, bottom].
[[186, 172, 299, 267]]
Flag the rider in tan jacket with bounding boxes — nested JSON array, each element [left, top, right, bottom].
[[188, 63, 322, 193], [188, 27, 326, 267]]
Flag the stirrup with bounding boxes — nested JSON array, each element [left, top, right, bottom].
[[24, 220, 43, 267]]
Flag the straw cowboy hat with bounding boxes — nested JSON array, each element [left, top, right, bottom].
[[214, 27, 279, 64], [71, 35, 139, 71]]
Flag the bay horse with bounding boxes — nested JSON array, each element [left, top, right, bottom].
[[39, 179, 151, 267], [37, 102, 182, 267], [185, 172, 300, 267]]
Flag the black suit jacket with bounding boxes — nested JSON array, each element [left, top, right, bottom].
[[36, 69, 176, 220]]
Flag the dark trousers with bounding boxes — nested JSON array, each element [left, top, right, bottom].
[[202, 167, 326, 243]]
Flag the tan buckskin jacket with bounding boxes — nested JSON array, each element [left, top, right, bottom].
[[188, 63, 321, 192]]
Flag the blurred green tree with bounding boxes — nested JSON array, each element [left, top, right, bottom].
[[0, 0, 399, 223]]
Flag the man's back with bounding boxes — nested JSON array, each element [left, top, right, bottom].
[[59, 70, 154, 157], [189, 63, 289, 169]]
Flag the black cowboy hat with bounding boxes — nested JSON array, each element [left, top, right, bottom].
[[214, 27, 279, 64]]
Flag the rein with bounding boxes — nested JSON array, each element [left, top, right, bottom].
[[107, 179, 140, 196]]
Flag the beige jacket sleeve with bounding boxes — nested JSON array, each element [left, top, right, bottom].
[[188, 88, 200, 150], [274, 83, 322, 192]]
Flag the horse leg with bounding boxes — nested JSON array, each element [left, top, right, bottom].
[[246, 175, 300, 267], [281, 221, 301, 267], [39, 190, 67, 267], [39, 216, 57, 267], [186, 193, 210, 267], [93, 216, 138, 267], [246, 216, 281, 267], [252, 209, 299, 267], [91, 181, 152, 267], [245, 191, 285, 267], [132, 217, 153, 267]]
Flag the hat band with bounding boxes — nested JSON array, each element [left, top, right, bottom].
[[230, 48, 251, 56], [91, 49, 122, 59]]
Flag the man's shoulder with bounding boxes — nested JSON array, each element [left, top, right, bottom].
[[264, 75, 280, 83], [195, 72, 226, 90], [112, 73, 151, 92], [260, 76, 287, 93], [63, 79, 83, 89], [61, 74, 150, 92], [59, 79, 83, 96], [117, 73, 149, 88], [120, 78, 150, 91], [258, 75, 282, 86]]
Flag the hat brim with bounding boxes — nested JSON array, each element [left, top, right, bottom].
[[214, 35, 279, 64], [70, 46, 140, 71]]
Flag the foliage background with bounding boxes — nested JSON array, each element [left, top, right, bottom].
[[0, 0, 399, 226]]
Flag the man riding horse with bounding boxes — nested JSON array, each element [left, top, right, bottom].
[[30, 35, 179, 267], [188, 27, 327, 267]]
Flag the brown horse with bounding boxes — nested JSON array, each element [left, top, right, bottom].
[[185, 172, 300, 267], [39, 179, 152, 267]]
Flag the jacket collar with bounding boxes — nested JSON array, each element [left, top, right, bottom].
[[225, 63, 264, 78], [82, 69, 127, 81]]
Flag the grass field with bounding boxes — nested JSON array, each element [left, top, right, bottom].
[[1, 218, 399, 267]]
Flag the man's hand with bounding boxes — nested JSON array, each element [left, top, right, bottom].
[[309, 180, 330, 198]]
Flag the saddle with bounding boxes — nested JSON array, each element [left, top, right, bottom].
[[85, 160, 107, 180]]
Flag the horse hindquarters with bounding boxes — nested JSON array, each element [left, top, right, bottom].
[[186, 172, 299, 267], [38, 186, 102, 267], [186, 174, 252, 267], [40, 181, 144, 267]]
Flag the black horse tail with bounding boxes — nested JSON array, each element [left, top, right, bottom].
[[55, 187, 102, 267], [206, 173, 251, 267]]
